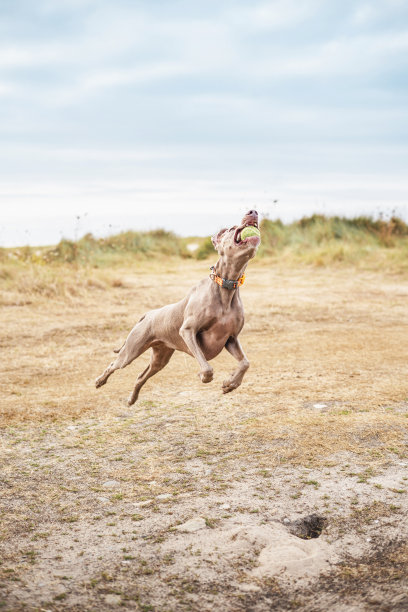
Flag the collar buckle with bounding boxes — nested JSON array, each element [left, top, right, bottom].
[[222, 278, 238, 290], [209, 266, 245, 290]]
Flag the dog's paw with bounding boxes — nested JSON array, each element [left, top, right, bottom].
[[222, 379, 239, 394], [200, 368, 213, 383], [95, 376, 106, 388]]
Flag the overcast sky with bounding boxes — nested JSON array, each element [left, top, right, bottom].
[[1, 0, 408, 246]]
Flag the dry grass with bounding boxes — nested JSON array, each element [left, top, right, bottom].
[[1, 257, 408, 465], [1, 256, 408, 610], [2, 214, 408, 272], [2, 258, 407, 439]]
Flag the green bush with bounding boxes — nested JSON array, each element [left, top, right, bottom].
[[3, 215, 407, 269], [195, 237, 215, 260]]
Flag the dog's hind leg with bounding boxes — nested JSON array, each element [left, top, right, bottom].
[[113, 315, 146, 353], [127, 345, 174, 406], [95, 319, 152, 389]]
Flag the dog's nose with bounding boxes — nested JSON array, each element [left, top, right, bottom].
[[247, 210, 258, 216]]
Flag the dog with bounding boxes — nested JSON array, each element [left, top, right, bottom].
[[95, 210, 260, 405]]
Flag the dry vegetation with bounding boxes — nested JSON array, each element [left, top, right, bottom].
[[1, 217, 408, 610]]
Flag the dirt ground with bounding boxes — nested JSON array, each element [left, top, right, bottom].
[[1, 259, 408, 611]]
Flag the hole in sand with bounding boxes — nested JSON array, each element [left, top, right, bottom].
[[287, 514, 327, 540]]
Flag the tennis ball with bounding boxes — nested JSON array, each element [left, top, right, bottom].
[[240, 226, 261, 241]]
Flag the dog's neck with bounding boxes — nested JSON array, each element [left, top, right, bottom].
[[213, 257, 247, 283], [211, 257, 248, 308]]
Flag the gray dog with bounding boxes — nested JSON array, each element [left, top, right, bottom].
[[95, 210, 260, 405]]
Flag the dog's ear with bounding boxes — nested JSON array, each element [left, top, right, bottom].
[[211, 228, 227, 249]]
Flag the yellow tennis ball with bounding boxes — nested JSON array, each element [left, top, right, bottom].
[[240, 226, 261, 240]]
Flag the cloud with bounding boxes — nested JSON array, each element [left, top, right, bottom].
[[230, 0, 323, 30], [0, 80, 15, 96], [81, 62, 192, 91], [0, 0, 408, 244], [351, 3, 380, 26]]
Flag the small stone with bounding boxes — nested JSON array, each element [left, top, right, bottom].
[[283, 517, 290, 524], [175, 518, 206, 533], [104, 594, 121, 605], [313, 403, 328, 410], [102, 480, 120, 489], [220, 503, 231, 510], [391, 594, 408, 605], [157, 493, 172, 500], [66, 425, 77, 431], [366, 537, 372, 542], [133, 500, 153, 507], [239, 583, 261, 592], [97, 496, 109, 503], [148, 481, 157, 486]]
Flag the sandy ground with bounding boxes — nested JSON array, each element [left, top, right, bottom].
[[1, 259, 408, 611]]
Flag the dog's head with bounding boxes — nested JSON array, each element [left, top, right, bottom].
[[211, 210, 260, 261]]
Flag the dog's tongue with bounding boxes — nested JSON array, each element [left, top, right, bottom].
[[245, 234, 261, 245]]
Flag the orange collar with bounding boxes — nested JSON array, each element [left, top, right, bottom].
[[209, 266, 245, 290]]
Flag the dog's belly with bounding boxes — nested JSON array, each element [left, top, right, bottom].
[[198, 320, 239, 361]]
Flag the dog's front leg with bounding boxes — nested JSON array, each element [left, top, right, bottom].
[[180, 319, 213, 383], [222, 336, 249, 393]]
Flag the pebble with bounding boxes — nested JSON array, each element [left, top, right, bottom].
[[97, 496, 109, 503], [102, 480, 120, 489], [391, 594, 408, 605], [283, 517, 290, 524], [104, 594, 121, 605], [133, 500, 153, 507], [175, 518, 206, 533], [157, 493, 172, 500], [313, 403, 328, 410], [220, 503, 231, 510], [66, 425, 77, 431], [239, 583, 261, 592]]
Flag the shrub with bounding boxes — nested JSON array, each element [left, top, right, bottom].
[[195, 237, 215, 260]]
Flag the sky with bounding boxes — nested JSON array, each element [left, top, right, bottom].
[[1, 0, 408, 246]]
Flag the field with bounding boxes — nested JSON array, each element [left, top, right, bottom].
[[1, 219, 408, 611]]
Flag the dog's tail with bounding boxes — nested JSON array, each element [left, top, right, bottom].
[[113, 341, 125, 354]]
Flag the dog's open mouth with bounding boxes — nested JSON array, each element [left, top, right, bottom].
[[234, 220, 260, 245]]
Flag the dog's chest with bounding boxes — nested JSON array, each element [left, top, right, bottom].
[[198, 312, 243, 359]]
